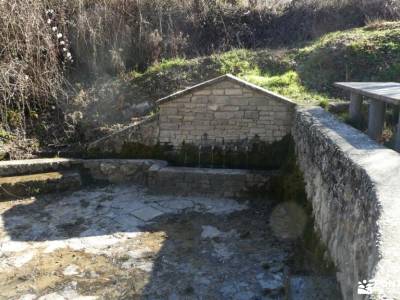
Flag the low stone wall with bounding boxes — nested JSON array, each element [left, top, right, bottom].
[[81, 159, 167, 184], [0, 158, 274, 198], [293, 107, 400, 300], [148, 165, 278, 198], [0, 158, 80, 177], [87, 115, 159, 154]]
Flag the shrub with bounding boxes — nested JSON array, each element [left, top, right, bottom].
[[0, 0, 66, 129]]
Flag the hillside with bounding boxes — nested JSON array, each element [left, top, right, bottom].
[[59, 21, 400, 142], [1, 0, 400, 158]]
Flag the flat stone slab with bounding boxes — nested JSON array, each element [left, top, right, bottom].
[[0, 184, 339, 299], [335, 82, 400, 105], [0, 171, 82, 200], [289, 276, 342, 300]]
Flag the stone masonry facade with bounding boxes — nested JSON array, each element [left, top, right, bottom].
[[158, 76, 295, 147], [293, 107, 400, 300]]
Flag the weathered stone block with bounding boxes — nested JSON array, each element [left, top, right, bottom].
[[220, 105, 240, 112], [161, 107, 178, 114], [214, 112, 235, 119], [225, 89, 242, 96], [244, 111, 259, 119], [191, 96, 209, 104], [212, 89, 225, 95], [193, 89, 212, 96], [208, 104, 219, 111]]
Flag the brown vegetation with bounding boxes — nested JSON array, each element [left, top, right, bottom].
[[0, 0, 399, 152]]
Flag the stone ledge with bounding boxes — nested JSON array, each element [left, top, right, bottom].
[[148, 166, 279, 198], [293, 107, 400, 300], [0, 158, 81, 177], [0, 158, 276, 199]]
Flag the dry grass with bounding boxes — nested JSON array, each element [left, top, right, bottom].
[[0, 0, 67, 130]]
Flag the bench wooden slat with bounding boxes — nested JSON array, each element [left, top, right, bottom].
[[335, 82, 400, 105]]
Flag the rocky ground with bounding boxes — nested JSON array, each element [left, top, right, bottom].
[[0, 185, 341, 299]]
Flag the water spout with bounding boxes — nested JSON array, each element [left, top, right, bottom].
[[198, 145, 202, 167], [222, 145, 226, 168], [211, 145, 215, 168], [245, 145, 249, 169]]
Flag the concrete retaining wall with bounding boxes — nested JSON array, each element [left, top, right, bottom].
[[293, 107, 400, 300]]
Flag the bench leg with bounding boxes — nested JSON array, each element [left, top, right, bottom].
[[368, 99, 386, 141], [349, 92, 363, 124], [395, 112, 400, 152]]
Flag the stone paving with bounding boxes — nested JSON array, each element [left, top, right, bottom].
[[0, 185, 341, 299]]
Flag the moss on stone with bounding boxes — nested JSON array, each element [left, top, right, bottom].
[[86, 136, 292, 170], [271, 137, 336, 275]]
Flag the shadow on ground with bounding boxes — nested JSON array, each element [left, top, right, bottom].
[[0, 185, 341, 299]]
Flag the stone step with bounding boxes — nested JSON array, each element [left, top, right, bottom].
[[0, 171, 82, 200], [0, 158, 80, 177]]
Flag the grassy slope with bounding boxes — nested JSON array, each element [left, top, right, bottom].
[[3, 21, 400, 155], [127, 21, 400, 107]]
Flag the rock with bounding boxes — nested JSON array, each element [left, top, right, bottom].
[[257, 272, 285, 295], [19, 294, 37, 300], [289, 276, 341, 300], [38, 293, 65, 300], [63, 265, 80, 276], [134, 101, 152, 115], [13, 251, 34, 267], [0, 149, 7, 161], [233, 291, 256, 300], [201, 226, 222, 239], [130, 206, 164, 222]]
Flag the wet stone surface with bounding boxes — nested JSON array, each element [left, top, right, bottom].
[[0, 185, 340, 299]]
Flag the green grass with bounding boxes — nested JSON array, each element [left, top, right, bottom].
[[297, 21, 400, 93], [124, 21, 400, 106], [128, 49, 335, 105]]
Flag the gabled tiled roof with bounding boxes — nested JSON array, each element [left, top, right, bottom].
[[156, 74, 297, 106]]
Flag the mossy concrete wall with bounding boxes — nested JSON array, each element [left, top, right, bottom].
[[293, 107, 400, 300]]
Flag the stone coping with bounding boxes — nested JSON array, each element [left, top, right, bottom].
[[156, 74, 297, 106], [87, 114, 159, 150], [0, 158, 274, 179], [294, 107, 400, 299], [152, 166, 279, 175]]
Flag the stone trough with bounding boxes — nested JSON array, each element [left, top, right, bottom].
[[2, 74, 400, 299], [0, 157, 342, 299]]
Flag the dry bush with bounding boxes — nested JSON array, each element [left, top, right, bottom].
[[1, 0, 399, 134], [63, 0, 400, 76], [0, 0, 66, 130]]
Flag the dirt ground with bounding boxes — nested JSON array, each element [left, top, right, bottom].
[[0, 185, 341, 300]]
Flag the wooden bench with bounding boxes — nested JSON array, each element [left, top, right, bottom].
[[335, 82, 400, 151]]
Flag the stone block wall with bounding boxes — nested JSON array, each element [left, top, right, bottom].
[[158, 79, 295, 147], [147, 165, 278, 198], [293, 107, 400, 300], [0, 158, 276, 199]]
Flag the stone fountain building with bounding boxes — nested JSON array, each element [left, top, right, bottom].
[[156, 74, 296, 147], [89, 74, 296, 152]]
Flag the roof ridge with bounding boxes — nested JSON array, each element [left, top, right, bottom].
[[156, 74, 296, 106]]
